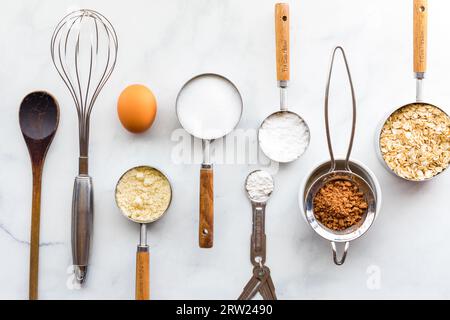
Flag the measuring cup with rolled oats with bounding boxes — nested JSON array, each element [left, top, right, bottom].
[[377, 0, 450, 181]]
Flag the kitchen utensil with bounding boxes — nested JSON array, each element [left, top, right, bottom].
[[377, 0, 450, 181], [238, 170, 277, 300], [51, 9, 118, 284], [115, 166, 172, 300], [303, 46, 378, 265], [19, 91, 59, 300], [175, 73, 243, 248], [301, 160, 381, 265], [258, 3, 310, 163]]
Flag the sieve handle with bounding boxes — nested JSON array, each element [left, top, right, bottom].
[[324, 46, 356, 172], [413, 0, 427, 76], [331, 241, 349, 266], [275, 3, 290, 85], [199, 166, 214, 248]]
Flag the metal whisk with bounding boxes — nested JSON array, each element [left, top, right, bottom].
[[51, 9, 118, 284]]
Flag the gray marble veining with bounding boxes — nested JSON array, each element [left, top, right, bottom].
[[1, 0, 450, 299]]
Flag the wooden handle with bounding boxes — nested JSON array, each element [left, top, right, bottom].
[[275, 3, 290, 82], [414, 0, 427, 73], [135, 248, 149, 300], [199, 167, 213, 248], [29, 164, 43, 300]]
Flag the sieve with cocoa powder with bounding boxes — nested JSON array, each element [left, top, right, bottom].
[[303, 47, 377, 266]]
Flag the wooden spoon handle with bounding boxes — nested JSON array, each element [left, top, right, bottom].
[[199, 167, 213, 248], [414, 0, 427, 74], [275, 3, 290, 83], [29, 164, 43, 300], [135, 246, 149, 300]]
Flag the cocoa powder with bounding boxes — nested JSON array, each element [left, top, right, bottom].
[[313, 180, 368, 231]]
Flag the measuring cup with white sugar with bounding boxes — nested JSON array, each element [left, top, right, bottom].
[[258, 3, 310, 163], [176, 73, 243, 248], [115, 166, 172, 300]]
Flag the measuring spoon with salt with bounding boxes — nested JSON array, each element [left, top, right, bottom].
[[258, 3, 310, 163]]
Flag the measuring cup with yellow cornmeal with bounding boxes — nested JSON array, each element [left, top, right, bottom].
[[115, 166, 172, 300]]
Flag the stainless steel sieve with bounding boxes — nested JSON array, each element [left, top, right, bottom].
[[303, 46, 378, 265]]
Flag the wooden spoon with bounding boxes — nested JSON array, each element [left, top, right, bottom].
[[19, 91, 59, 300]]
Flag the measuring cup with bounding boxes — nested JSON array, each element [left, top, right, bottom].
[[377, 0, 450, 181], [258, 3, 310, 163], [303, 47, 377, 265], [115, 166, 172, 300], [176, 73, 243, 248], [245, 170, 274, 266]]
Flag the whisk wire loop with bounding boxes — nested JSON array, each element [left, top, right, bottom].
[[51, 9, 118, 161]]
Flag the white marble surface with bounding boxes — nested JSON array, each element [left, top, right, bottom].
[[1, 0, 450, 300]]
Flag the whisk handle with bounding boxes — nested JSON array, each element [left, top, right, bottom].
[[71, 175, 93, 284]]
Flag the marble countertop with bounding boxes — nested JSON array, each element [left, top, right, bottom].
[[1, 0, 450, 300]]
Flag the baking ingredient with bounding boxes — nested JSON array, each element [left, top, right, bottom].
[[245, 170, 274, 202], [380, 104, 450, 180], [116, 167, 171, 222], [259, 112, 310, 162], [176, 74, 242, 139], [118, 84, 157, 133], [313, 180, 368, 231]]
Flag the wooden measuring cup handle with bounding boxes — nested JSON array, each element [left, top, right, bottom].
[[414, 0, 427, 75], [135, 246, 149, 300], [199, 166, 213, 248], [275, 3, 290, 83]]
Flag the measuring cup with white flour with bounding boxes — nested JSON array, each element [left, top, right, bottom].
[[176, 73, 243, 248], [258, 3, 310, 163]]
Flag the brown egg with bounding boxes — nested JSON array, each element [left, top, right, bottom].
[[117, 84, 157, 133]]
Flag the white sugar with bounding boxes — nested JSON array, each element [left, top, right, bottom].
[[259, 112, 310, 162]]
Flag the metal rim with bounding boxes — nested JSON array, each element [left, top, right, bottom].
[[114, 165, 173, 224], [175, 73, 243, 140], [377, 101, 450, 182], [299, 159, 382, 218], [257, 110, 311, 163]]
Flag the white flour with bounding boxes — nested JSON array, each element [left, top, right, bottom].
[[258, 112, 310, 162], [245, 170, 274, 202], [177, 74, 242, 140]]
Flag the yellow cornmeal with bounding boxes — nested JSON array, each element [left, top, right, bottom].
[[116, 167, 171, 222]]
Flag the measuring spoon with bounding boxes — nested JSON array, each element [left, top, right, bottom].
[[245, 170, 274, 266], [19, 91, 59, 300]]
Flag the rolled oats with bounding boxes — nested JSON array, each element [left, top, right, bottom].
[[380, 104, 450, 180]]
